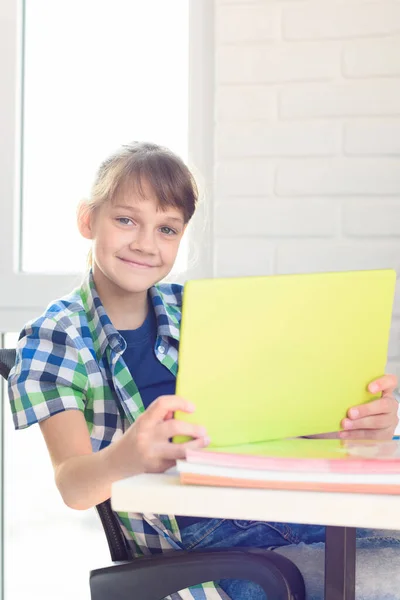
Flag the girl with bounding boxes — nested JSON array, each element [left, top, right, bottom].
[[8, 141, 400, 600]]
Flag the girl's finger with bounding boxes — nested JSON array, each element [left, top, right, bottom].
[[342, 413, 395, 431], [182, 436, 211, 451], [347, 396, 397, 420], [159, 436, 209, 461], [159, 418, 207, 441], [144, 395, 195, 424], [368, 374, 398, 394]]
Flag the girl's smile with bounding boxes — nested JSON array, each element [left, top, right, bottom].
[[117, 256, 159, 269]]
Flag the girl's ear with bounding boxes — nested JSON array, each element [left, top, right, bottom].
[[77, 200, 94, 240]]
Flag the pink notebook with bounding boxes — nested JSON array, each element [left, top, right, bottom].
[[179, 439, 400, 494], [185, 438, 400, 474]]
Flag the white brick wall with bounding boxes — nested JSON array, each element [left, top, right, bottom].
[[214, 0, 400, 379], [343, 39, 400, 78], [282, 2, 400, 39], [280, 80, 400, 118]]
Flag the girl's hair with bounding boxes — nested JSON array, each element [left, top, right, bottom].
[[83, 141, 199, 267]]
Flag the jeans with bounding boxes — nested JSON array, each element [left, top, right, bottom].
[[180, 519, 400, 599]]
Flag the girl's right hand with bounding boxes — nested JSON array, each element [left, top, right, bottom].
[[114, 395, 209, 476]]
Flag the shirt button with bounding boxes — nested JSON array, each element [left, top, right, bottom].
[[158, 345, 165, 354]]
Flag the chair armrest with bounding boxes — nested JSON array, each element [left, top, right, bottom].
[[90, 548, 305, 600]]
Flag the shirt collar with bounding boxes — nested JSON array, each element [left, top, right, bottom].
[[79, 270, 180, 361]]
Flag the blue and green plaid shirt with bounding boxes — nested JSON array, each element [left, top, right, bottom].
[[8, 272, 229, 600]]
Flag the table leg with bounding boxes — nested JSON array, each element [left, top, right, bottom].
[[324, 525, 356, 600]]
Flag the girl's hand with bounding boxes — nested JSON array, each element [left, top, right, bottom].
[[340, 374, 399, 440], [116, 395, 209, 476]]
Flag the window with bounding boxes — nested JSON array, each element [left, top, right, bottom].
[[0, 1, 213, 598], [22, 0, 190, 274]]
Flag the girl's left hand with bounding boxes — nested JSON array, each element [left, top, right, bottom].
[[340, 374, 399, 440]]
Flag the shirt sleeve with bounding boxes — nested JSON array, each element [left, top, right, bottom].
[[8, 315, 88, 430]]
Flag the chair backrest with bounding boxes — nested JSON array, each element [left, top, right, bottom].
[[0, 347, 132, 563], [0, 349, 16, 379]]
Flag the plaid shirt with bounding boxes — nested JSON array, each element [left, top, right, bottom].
[[8, 272, 229, 600]]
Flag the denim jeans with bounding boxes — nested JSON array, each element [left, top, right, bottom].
[[180, 519, 400, 599]]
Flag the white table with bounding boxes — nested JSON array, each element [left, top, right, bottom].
[[112, 471, 400, 600]]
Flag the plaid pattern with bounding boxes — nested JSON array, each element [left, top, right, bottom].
[[8, 272, 229, 600]]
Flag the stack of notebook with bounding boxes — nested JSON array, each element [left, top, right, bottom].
[[177, 438, 400, 494]]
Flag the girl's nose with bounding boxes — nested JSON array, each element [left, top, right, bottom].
[[130, 227, 156, 254]]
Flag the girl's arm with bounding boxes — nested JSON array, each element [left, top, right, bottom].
[[40, 396, 208, 511], [40, 410, 127, 510], [9, 320, 208, 511]]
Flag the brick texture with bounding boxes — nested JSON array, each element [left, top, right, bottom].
[[214, 0, 400, 384]]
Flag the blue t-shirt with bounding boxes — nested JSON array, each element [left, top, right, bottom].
[[119, 304, 175, 409], [119, 303, 202, 530]]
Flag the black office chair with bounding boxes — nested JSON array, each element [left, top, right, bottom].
[[0, 348, 305, 600]]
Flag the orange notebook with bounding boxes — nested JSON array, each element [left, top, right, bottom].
[[177, 439, 400, 495]]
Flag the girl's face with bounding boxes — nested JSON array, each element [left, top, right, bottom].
[[79, 181, 187, 295]]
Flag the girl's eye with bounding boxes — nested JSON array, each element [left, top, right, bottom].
[[117, 217, 133, 226], [160, 226, 177, 236]]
